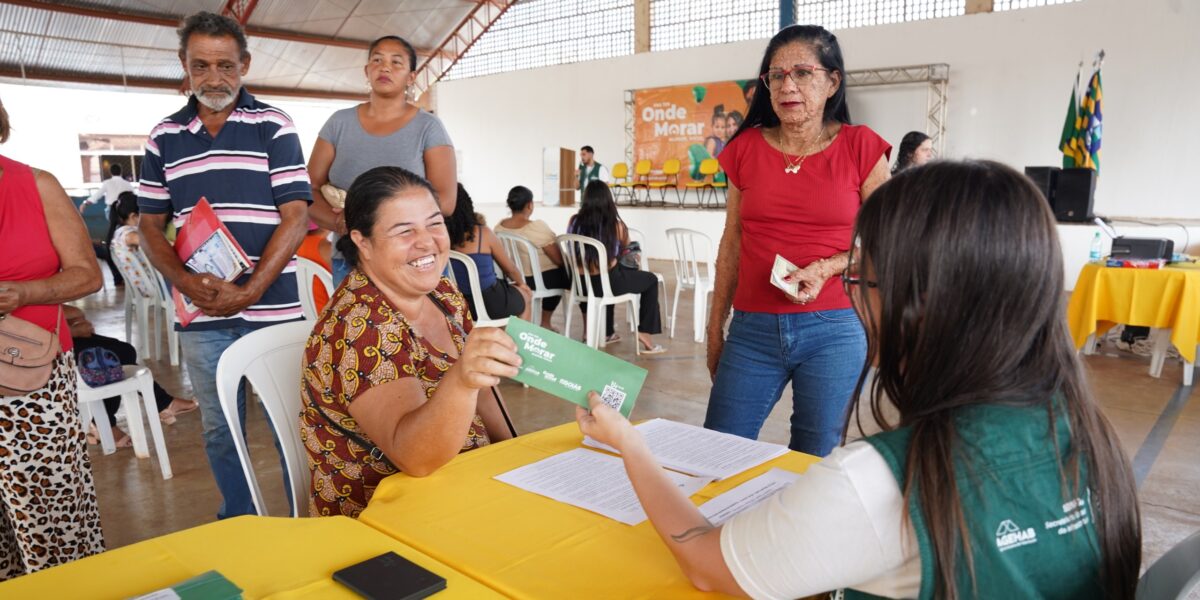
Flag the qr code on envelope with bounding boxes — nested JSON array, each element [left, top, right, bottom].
[[600, 384, 626, 412]]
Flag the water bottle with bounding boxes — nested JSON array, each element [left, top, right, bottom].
[[1089, 232, 1103, 262]]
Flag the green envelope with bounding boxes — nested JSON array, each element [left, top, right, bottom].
[[505, 318, 647, 418]]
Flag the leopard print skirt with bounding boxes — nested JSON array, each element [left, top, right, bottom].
[[0, 352, 105, 580]]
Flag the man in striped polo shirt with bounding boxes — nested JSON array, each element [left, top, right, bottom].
[[138, 11, 310, 519]]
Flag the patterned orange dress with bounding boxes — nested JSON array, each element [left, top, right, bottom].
[[300, 269, 491, 518]]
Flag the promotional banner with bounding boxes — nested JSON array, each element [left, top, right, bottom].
[[632, 79, 756, 184]]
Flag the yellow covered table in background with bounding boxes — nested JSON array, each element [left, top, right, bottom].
[[0, 515, 505, 599], [359, 422, 821, 599], [1067, 262, 1200, 383]]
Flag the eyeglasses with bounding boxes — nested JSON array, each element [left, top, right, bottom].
[[842, 236, 877, 294], [188, 62, 240, 77], [841, 273, 878, 290], [760, 64, 830, 89]]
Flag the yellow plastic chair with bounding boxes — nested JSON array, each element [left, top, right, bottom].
[[628, 159, 653, 206], [610, 161, 636, 204], [649, 158, 682, 207], [685, 158, 720, 208]]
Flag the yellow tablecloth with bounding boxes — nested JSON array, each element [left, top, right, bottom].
[[1067, 263, 1200, 362], [359, 422, 821, 600], [0, 515, 504, 599]]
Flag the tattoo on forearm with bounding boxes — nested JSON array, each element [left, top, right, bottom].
[[670, 521, 715, 543]]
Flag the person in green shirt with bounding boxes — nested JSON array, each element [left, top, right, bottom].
[[575, 145, 609, 191], [577, 159, 1142, 599]]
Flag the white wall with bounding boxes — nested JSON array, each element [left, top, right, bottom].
[[0, 82, 353, 190], [441, 0, 1200, 221]]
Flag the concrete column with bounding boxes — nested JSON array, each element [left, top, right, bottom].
[[635, 0, 650, 53]]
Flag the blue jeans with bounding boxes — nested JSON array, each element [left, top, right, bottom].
[[181, 325, 289, 519], [704, 309, 867, 456], [332, 257, 351, 289]]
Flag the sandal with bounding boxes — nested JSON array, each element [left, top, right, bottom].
[[639, 343, 667, 355], [159, 410, 177, 426], [604, 333, 622, 344], [86, 423, 100, 446], [168, 398, 199, 416], [114, 431, 133, 449]]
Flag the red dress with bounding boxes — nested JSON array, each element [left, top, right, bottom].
[[718, 126, 891, 314], [300, 270, 490, 518], [0, 155, 71, 352]]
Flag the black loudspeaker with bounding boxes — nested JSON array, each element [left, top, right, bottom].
[[1054, 168, 1096, 222], [1024, 166, 1060, 210]]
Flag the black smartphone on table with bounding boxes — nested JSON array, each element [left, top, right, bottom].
[[333, 551, 447, 600]]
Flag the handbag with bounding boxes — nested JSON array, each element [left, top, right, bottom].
[[77, 346, 125, 387], [0, 307, 62, 396], [619, 240, 643, 270]]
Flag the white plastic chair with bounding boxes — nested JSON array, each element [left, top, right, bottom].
[[497, 232, 564, 326], [295, 257, 333, 321], [556, 234, 642, 353], [625, 227, 667, 326], [447, 251, 510, 328], [215, 320, 312, 517], [1138, 529, 1200, 599], [114, 246, 179, 366], [666, 228, 716, 343], [76, 365, 172, 479]]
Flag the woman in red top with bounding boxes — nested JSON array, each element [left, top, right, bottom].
[[704, 25, 891, 456], [0, 99, 104, 578]]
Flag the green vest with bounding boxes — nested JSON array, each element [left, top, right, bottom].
[[845, 401, 1103, 600], [579, 161, 603, 191]]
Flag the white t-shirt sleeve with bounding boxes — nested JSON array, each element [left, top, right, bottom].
[[719, 441, 921, 600]]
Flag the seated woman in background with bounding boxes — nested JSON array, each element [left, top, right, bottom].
[[494, 185, 568, 330], [891, 131, 934, 174], [300, 167, 519, 518], [577, 161, 1141, 599], [446, 184, 531, 322], [568, 180, 665, 354]]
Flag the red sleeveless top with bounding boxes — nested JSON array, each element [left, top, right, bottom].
[[0, 155, 72, 352]]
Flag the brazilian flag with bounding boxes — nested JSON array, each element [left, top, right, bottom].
[[1081, 69, 1103, 173], [1059, 72, 1089, 169]]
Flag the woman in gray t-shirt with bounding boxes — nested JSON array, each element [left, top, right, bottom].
[[308, 35, 457, 285]]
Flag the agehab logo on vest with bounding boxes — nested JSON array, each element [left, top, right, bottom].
[[995, 519, 1038, 552]]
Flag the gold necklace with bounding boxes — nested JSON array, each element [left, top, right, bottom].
[[781, 127, 827, 174]]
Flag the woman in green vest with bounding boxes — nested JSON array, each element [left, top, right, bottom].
[[576, 159, 1141, 599]]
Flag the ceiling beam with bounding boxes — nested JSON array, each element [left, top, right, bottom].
[[0, 65, 367, 101], [0, 0, 440, 55], [221, 0, 260, 25]]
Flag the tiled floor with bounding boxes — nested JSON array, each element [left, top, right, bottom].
[[77, 259, 1199, 575]]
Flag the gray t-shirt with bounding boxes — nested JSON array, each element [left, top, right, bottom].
[[319, 106, 453, 190]]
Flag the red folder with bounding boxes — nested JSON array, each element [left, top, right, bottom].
[[171, 197, 253, 326]]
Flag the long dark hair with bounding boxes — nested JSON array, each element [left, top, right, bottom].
[[445, 183, 480, 248], [569, 180, 622, 270], [336, 166, 437, 268], [848, 160, 1141, 599], [892, 131, 931, 174], [114, 191, 140, 223], [730, 24, 851, 144]]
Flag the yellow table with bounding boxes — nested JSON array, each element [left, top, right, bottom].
[[0, 515, 505, 599], [1067, 263, 1200, 382], [359, 422, 821, 599]]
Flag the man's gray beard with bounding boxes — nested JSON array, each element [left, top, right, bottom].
[[195, 90, 235, 111]]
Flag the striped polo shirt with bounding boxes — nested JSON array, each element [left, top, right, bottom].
[[138, 88, 312, 331]]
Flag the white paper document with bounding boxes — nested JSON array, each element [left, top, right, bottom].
[[584, 418, 789, 480], [494, 448, 713, 525], [699, 468, 802, 526]]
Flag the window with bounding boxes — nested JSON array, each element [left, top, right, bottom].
[[446, 0, 634, 80], [994, 0, 1081, 10], [793, 0, 966, 30], [650, 0, 779, 52]]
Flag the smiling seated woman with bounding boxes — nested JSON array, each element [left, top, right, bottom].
[[300, 166, 520, 518]]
